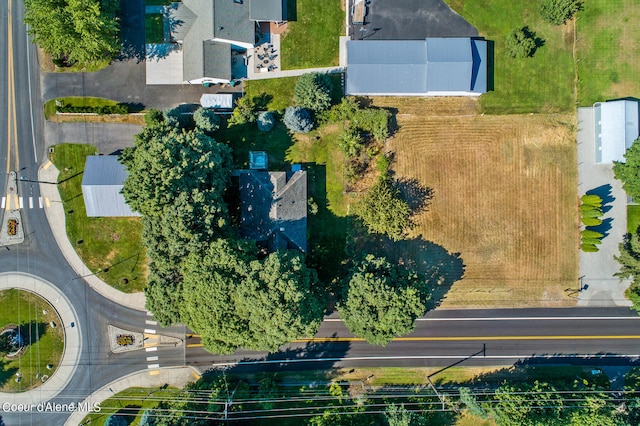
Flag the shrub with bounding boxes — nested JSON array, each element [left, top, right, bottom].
[[164, 107, 192, 128], [144, 109, 164, 127], [228, 96, 257, 125], [354, 177, 412, 241], [582, 217, 603, 227], [581, 243, 599, 252], [581, 229, 604, 239], [194, 108, 221, 134], [581, 208, 603, 218], [283, 106, 313, 133], [257, 111, 276, 132], [539, 0, 582, 25], [338, 126, 364, 157], [57, 103, 128, 115], [294, 73, 333, 112], [376, 154, 392, 176], [505, 27, 538, 58], [353, 108, 390, 141], [581, 194, 603, 207]]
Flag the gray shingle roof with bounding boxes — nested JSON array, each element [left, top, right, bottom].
[[240, 170, 307, 252], [214, 0, 254, 45], [250, 0, 286, 21], [81, 156, 140, 217], [346, 38, 487, 96], [203, 41, 232, 80]]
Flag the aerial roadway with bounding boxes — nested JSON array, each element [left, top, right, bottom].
[[1, 0, 640, 424]]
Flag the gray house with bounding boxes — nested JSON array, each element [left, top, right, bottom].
[[239, 170, 307, 252], [169, 0, 287, 84], [81, 156, 140, 217], [346, 38, 487, 96], [594, 100, 640, 164]]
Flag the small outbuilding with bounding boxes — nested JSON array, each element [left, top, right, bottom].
[[81, 156, 140, 217], [594, 100, 640, 163], [199, 93, 234, 109]]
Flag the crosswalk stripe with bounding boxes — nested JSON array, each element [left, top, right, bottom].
[[18, 197, 23, 209], [39, 197, 43, 208], [145, 347, 158, 352], [29, 197, 33, 209], [145, 320, 157, 326], [144, 329, 156, 334], [146, 356, 159, 362], [147, 363, 160, 369], [1, 198, 5, 209]]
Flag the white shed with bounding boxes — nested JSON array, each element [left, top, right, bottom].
[[594, 100, 640, 163], [199, 94, 234, 109]]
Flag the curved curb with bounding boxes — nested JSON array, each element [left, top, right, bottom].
[[0, 272, 81, 405], [64, 366, 200, 425], [38, 161, 146, 311]]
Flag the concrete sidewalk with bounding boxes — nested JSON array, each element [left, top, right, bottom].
[[65, 367, 199, 425], [38, 161, 146, 311]]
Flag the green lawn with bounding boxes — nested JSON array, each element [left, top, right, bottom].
[[245, 74, 344, 112], [628, 205, 640, 233], [0, 289, 64, 392], [445, 0, 575, 113], [576, 0, 640, 106], [81, 387, 177, 425], [280, 0, 345, 69], [145, 13, 165, 44], [49, 144, 147, 293]]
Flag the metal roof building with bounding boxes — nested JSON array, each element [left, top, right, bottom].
[[81, 156, 140, 217], [346, 38, 487, 96], [594, 100, 640, 164]]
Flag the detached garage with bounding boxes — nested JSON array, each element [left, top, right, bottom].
[[346, 38, 487, 96], [594, 100, 640, 163], [81, 156, 140, 217]]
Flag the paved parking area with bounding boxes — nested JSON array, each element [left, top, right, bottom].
[[576, 107, 632, 307], [348, 0, 478, 40]]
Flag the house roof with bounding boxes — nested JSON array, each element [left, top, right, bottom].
[[595, 100, 640, 163], [240, 170, 307, 252], [171, 0, 253, 81], [81, 156, 140, 217], [346, 38, 487, 96], [250, 0, 286, 21]]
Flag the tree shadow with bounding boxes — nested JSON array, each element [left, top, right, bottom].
[[0, 359, 19, 388], [286, 0, 298, 21], [522, 26, 545, 57], [587, 184, 615, 212], [589, 217, 613, 238], [121, 102, 145, 113], [253, 93, 274, 111], [355, 233, 466, 310], [394, 177, 434, 215], [18, 321, 49, 348]]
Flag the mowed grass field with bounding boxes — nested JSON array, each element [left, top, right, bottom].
[[377, 98, 578, 307], [576, 0, 640, 106]]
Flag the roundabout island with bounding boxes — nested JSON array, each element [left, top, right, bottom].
[[0, 273, 81, 405]]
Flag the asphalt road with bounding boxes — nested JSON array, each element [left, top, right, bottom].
[[185, 308, 640, 373]]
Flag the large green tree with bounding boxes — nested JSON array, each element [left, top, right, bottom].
[[353, 177, 412, 241], [181, 240, 325, 354], [338, 255, 428, 346], [539, 0, 582, 25], [24, 0, 120, 64], [613, 138, 640, 200], [120, 123, 233, 325], [294, 73, 333, 112]]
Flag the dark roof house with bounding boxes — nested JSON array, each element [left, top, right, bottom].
[[81, 156, 140, 217], [239, 170, 307, 252], [250, 0, 286, 22], [346, 38, 487, 96]]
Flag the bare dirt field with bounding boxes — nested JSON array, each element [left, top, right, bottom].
[[375, 98, 579, 308]]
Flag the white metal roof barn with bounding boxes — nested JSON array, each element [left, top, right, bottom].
[[594, 100, 640, 164]]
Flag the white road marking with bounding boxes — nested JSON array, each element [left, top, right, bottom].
[[18, 197, 23, 209], [1, 198, 5, 209], [145, 320, 157, 326], [145, 347, 158, 352], [321, 316, 640, 322], [146, 311, 154, 316], [147, 364, 160, 369], [146, 356, 159, 362], [38, 197, 43, 208], [28, 197, 33, 209], [144, 329, 156, 334]]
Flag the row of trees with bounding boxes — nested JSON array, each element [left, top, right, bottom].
[[580, 194, 604, 252], [24, 0, 120, 65]]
